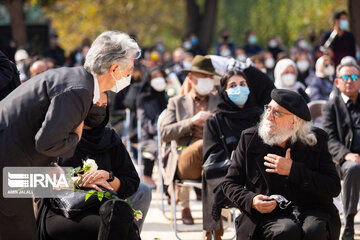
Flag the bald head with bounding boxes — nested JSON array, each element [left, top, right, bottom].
[[30, 60, 47, 77]]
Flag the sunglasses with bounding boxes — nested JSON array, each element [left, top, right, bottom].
[[340, 74, 359, 82]]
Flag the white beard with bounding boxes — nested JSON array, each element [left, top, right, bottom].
[[258, 116, 296, 146]]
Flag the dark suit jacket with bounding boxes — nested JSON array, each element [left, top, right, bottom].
[[0, 66, 94, 216], [222, 127, 341, 240], [322, 94, 353, 165]]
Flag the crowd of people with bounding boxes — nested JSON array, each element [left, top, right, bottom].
[[1, 9, 360, 240]]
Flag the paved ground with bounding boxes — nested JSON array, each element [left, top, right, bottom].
[[139, 166, 360, 240]]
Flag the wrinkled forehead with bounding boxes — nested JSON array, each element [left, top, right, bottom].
[[268, 100, 292, 114]]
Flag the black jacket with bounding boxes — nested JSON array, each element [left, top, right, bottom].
[[222, 127, 341, 240], [322, 94, 353, 165], [202, 89, 262, 231], [0, 50, 20, 101]]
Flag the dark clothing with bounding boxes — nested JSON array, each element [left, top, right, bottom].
[[202, 89, 262, 231], [0, 50, 20, 101], [297, 70, 309, 87], [243, 66, 275, 108], [243, 44, 263, 56], [0, 66, 94, 240], [347, 98, 360, 153], [307, 76, 333, 101], [124, 82, 143, 143], [43, 46, 67, 66], [322, 94, 360, 224], [38, 124, 140, 240], [323, 30, 356, 67], [222, 127, 341, 240]]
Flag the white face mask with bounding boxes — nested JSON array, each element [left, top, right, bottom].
[[150, 77, 167, 92], [220, 49, 231, 57], [268, 39, 278, 48], [110, 72, 131, 93], [296, 60, 310, 72], [194, 77, 214, 96], [323, 65, 335, 77], [265, 58, 275, 69], [237, 54, 247, 62], [281, 73, 296, 87]]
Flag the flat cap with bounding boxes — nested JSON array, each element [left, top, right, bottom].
[[271, 89, 311, 121]]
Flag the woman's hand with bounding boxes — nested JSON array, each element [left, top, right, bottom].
[[73, 175, 114, 191], [80, 170, 110, 186]]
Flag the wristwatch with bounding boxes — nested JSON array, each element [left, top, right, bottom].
[[107, 171, 114, 182]]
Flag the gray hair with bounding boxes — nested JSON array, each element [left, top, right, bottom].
[[84, 31, 141, 75], [336, 61, 360, 77], [289, 117, 317, 146]]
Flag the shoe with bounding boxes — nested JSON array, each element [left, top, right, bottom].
[[181, 207, 194, 225], [342, 226, 354, 240]]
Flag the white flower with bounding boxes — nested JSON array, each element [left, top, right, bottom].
[[83, 159, 98, 173], [134, 210, 143, 221]]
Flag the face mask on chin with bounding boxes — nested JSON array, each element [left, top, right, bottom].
[[110, 71, 131, 93], [194, 77, 214, 96]]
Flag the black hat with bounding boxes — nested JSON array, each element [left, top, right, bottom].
[[270, 89, 311, 121]]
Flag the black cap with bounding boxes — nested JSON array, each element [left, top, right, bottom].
[[270, 89, 311, 121]]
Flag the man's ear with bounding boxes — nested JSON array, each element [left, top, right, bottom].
[[334, 78, 339, 88], [109, 64, 118, 73]]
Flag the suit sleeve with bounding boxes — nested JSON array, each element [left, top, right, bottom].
[[322, 101, 350, 164], [34, 88, 92, 158], [0, 51, 14, 90], [222, 132, 258, 215], [160, 97, 192, 143], [288, 131, 341, 198]]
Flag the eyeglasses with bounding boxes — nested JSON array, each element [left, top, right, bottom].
[[264, 104, 292, 119], [340, 74, 359, 82]]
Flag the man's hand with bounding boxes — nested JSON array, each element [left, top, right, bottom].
[[74, 121, 84, 140], [344, 152, 360, 164], [190, 111, 211, 127], [264, 148, 293, 176], [252, 194, 277, 213]]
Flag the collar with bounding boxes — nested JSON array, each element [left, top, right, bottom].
[[191, 89, 209, 102], [91, 73, 101, 104], [341, 92, 350, 104]]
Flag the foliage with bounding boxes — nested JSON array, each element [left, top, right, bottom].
[[215, 0, 347, 50], [40, 0, 185, 54]]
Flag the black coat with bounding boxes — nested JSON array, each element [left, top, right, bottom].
[[0, 66, 94, 239], [222, 127, 341, 240], [202, 89, 262, 231], [322, 94, 353, 165]]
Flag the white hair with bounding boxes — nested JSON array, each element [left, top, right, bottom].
[[258, 113, 317, 147], [84, 31, 141, 74]]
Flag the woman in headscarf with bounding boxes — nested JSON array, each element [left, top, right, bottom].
[[202, 70, 263, 239], [136, 66, 168, 188], [274, 58, 310, 102], [306, 55, 335, 101]]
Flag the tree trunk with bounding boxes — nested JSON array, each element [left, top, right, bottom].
[[185, 0, 217, 52], [348, 0, 360, 48], [5, 0, 27, 47]]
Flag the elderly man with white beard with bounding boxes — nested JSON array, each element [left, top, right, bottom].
[[222, 89, 341, 240]]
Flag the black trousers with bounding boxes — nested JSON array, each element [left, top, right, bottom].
[[257, 209, 330, 240]]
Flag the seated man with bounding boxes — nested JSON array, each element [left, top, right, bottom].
[[322, 62, 360, 240], [223, 89, 341, 240], [160, 55, 218, 225]]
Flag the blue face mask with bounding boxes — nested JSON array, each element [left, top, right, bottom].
[[339, 20, 349, 30], [248, 35, 257, 45], [190, 36, 198, 46], [226, 86, 250, 106]]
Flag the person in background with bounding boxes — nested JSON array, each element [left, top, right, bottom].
[[137, 66, 168, 188], [14, 48, 30, 82], [161, 55, 218, 225], [29, 60, 48, 78], [295, 51, 315, 87], [215, 29, 237, 58], [223, 89, 341, 240], [264, 51, 275, 82], [306, 55, 335, 101], [235, 48, 247, 62], [202, 70, 262, 239], [252, 54, 267, 74], [322, 62, 360, 240], [243, 30, 263, 56], [322, 10, 356, 67], [267, 35, 286, 60], [188, 33, 206, 56], [274, 58, 310, 102], [43, 34, 66, 66]]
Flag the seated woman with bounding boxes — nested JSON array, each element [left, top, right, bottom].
[[202, 70, 262, 240], [274, 58, 310, 103], [37, 92, 142, 240], [136, 66, 168, 188]]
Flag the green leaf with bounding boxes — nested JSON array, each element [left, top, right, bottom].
[[104, 192, 112, 199], [125, 199, 133, 207], [97, 191, 104, 202], [85, 190, 95, 202], [77, 175, 83, 185]]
